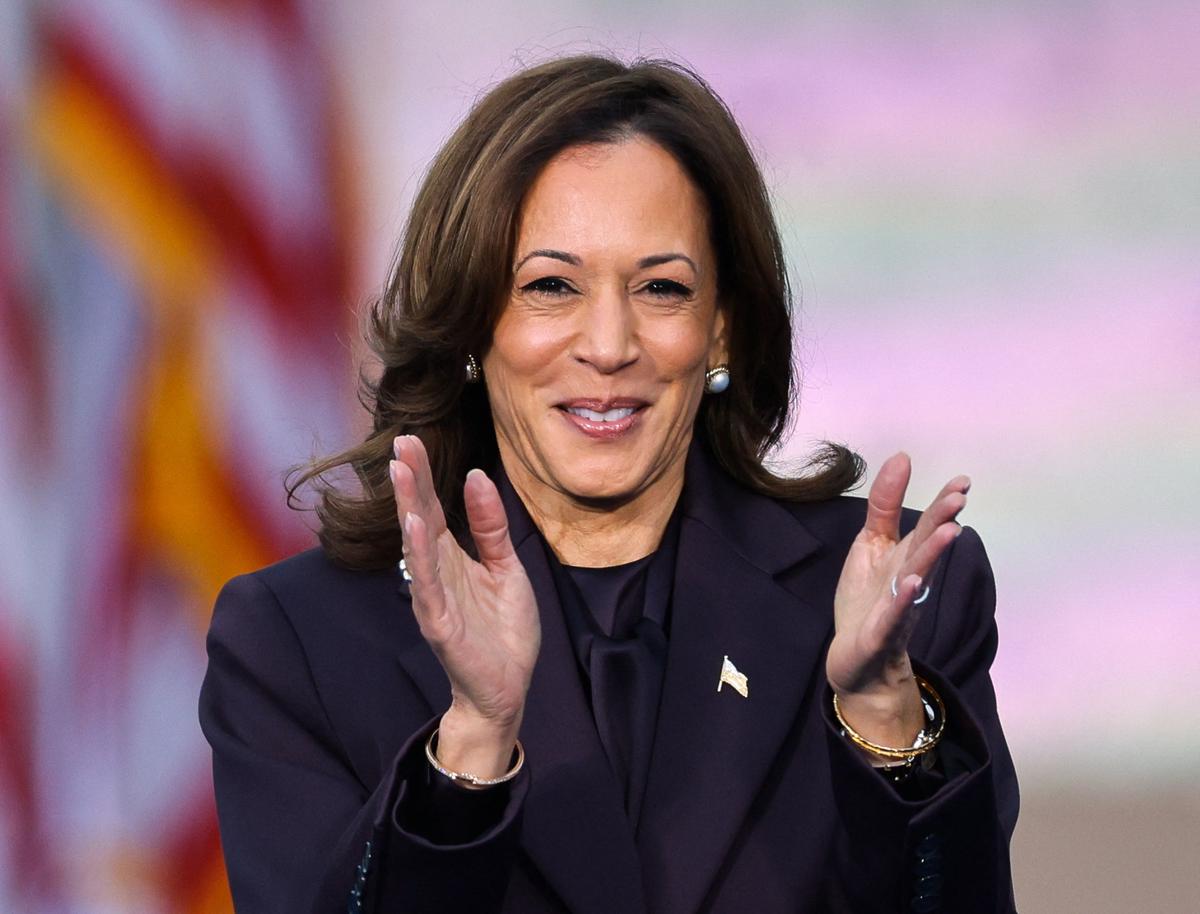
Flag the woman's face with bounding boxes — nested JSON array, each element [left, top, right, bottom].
[[484, 136, 727, 508]]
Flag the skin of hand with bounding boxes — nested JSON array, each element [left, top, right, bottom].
[[391, 434, 541, 781], [825, 451, 970, 753]]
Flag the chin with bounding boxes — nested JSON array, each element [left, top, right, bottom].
[[561, 475, 642, 504], [552, 452, 652, 504]]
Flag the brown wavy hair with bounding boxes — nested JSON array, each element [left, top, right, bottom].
[[289, 55, 863, 570]]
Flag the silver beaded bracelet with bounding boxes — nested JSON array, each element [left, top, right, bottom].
[[424, 728, 525, 788]]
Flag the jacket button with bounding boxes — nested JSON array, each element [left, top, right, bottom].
[[914, 854, 941, 876], [910, 894, 940, 912], [913, 873, 943, 893], [915, 832, 941, 855]]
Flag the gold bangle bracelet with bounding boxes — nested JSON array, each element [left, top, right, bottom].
[[832, 675, 947, 761], [424, 728, 525, 788]]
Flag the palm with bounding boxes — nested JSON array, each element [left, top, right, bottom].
[[392, 435, 540, 727], [427, 528, 539, 722], [825, 453, 969, 697]]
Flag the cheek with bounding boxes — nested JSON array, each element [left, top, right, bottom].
[[484, 314, 565, 405], [643, 317, 718, 376]]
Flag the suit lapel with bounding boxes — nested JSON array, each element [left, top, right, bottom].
[[636, 448, 834, 914]]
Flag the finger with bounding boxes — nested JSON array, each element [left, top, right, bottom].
[[393, 453, 469, 596], [863, 452, 911, 541], [393, 435, 448, 535], [401, 510, 455, 642], [904, 487, 968, 563], [464, 469, 520, 570], [868, 572, 928, 656], [390, 457, 421, 527], [391, 457, 443, 570], [906, 475, 970, 555], [901, 521, 962, 587]]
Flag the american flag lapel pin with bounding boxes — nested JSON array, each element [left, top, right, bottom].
[[717, 655, 749, 698]]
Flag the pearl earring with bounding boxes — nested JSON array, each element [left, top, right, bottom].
[[705, 365, 730, 394]]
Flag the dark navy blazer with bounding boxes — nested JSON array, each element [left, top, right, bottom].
[[199, 446, 1019, 913]]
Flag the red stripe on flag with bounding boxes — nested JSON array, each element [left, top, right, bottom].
[[160, 780, 233, 914], [0, 128, 51, 454], [0, 285, 51, 455], [185, 158, 347, 334], [0, 625, 61, 906]]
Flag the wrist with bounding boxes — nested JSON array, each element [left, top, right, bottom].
[[436, 704, 522, 781], [832, 678, 924, 750], [832, 675, 946, 772]]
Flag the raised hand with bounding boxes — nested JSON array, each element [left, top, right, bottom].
[[824, 452, 969, 747], [390, 435, 541, 779]]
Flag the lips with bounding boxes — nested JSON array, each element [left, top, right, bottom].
[[556, 398, 647, 439]]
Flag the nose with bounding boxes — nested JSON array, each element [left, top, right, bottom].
[[571, 287, 639, 374]]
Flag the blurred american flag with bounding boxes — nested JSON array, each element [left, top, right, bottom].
[[0, 1, 356, 910]]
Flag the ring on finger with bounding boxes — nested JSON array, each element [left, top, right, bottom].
[[398, 556, 440, 582], [891, 574, 931, 605]]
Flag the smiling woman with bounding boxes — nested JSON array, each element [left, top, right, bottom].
[[200, 55, 1018, 914], [282, 57, 860, 574]]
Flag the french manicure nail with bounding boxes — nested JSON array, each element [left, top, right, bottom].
[[402, 512, 413, 536], [393, 436, 402, 459]]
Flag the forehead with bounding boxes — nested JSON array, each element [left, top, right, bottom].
[[515, 138, 712, 257]]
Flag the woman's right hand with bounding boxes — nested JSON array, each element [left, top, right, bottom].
[[390, 435, 541, 780]]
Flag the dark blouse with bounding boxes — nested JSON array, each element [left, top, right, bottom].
[[553, 509, 681, 830]]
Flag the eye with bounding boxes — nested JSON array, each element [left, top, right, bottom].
[[641, 279, 694, 300], [519, 277, 576, 298]]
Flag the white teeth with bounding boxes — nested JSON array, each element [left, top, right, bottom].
[[566, 406, 636, 422]]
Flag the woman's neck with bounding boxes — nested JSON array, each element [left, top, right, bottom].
[[502, 459, 684, 568]]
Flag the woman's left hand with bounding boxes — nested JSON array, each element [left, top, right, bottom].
[[824, 452, 970, 747]]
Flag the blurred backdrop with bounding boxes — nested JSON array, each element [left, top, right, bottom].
[[1, 1, 1197, 912]]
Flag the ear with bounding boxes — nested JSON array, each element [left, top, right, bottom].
[[709, 304, 730, 367]]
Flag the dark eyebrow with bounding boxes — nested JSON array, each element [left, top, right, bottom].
[[513, 249, 581, 271], [637, 252, 697, 272]]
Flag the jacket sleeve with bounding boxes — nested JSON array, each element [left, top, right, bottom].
[[198, 571, 529, 914], [822, 526, 1020, 913]]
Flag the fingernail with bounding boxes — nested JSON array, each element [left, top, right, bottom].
[[402, 512, 413, 536], [388, 459, 398, 481], [393, 436, 402, 459]]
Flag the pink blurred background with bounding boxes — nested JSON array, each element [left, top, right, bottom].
[[2, 1, 1197, 911]]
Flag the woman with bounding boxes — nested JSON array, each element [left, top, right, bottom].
[[200, 56, 1018, 913]]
